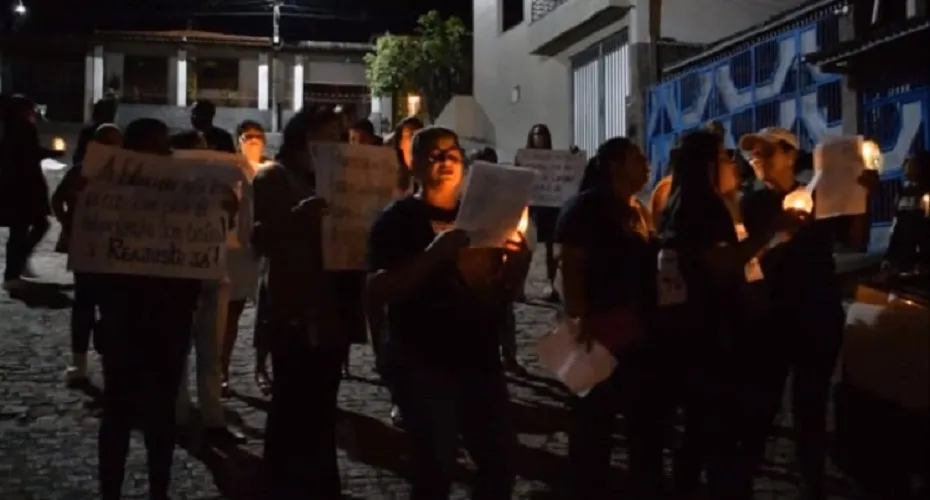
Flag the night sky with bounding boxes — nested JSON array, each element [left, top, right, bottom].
[[5, 0, 472, 42]]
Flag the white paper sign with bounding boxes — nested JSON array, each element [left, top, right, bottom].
[[454, 161, 537, 248], [657, 249, 688, 306], [310, 143, 399, 270], [735, 223, 764, 282], [515, 148, 587, 207], [814, 136, 868, 219], [536, 317, 617, 397], [69, 143, 235, 279]]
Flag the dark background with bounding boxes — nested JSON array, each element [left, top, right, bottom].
[[2, 0, 472, 41]]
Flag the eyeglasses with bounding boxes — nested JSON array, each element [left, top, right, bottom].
[[240, 133, 265, 143], [428, 148, 464, 165]]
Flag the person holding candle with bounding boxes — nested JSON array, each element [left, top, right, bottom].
[[883, 150, 930, 274], [366, 126, 527, 499], [656, 129, 802, 499], [738, 127, 878, 500]]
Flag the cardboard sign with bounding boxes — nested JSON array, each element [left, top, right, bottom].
[[69, 143, 235, 280], [515, 148, 587, 207], [310, 143, 399, 270]]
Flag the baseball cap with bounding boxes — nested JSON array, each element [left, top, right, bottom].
[[739, 127, 799, 152]]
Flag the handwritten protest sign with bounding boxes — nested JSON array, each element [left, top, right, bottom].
[[454, 161, 536, 248], [310, 143, 399, 270], [813, 136, 868, 219], [516, 148, 586, 207], [69, 143, 235, 280], [173, 149, 252, 250]]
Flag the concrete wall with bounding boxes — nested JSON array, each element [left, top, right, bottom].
[[473, 0, 811, 158]]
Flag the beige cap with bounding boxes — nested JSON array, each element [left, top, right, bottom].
[[739, 127, 799, 151]]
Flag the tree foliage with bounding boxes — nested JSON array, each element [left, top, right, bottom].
[[364, 11, 470, 121]]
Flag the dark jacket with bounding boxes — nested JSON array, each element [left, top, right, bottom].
[[0, 123, 54, 225]]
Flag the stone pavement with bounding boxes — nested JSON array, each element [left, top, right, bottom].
[[0, 170, 871, 499]]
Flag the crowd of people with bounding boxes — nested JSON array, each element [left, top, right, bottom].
[[0, 91, 926, 500]]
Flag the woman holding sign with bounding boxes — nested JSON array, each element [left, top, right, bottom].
[[252, 106, 350, 498], [522, 124, 562, 302], [94, 118, 206, 500]]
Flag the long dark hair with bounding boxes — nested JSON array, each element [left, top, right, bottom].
[[277, 105, 339, 164], [393, 116, 424, 192], [123, 118, 170, 155], [660, 130, 729, 235], [526, 124, 552, 150], [579, 137, 636, 192]]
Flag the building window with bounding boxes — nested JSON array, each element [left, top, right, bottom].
[[501, 0, 524, 31], [122, 56, 169, 105], [189, 57, 243, 107]]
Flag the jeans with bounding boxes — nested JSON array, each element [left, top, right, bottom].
[[177, 280, 228, 427], [394, 351, 516, 500], [263, 322, 347, 499], [3, 218, 49, 281]]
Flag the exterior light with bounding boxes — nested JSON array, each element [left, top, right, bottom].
[[13, 1, 26, 15], [406, 93, 422, 117]]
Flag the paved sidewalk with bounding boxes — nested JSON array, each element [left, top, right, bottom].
[[0, 171, 869, 499]]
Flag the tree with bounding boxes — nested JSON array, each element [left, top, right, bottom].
[[365, 11, 470, 122]]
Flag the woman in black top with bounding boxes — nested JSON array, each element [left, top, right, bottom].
[[524, 124, 562, 302], [94, 118, 206, 500], [253, 106, 353, 498], [556, 137, 656, 499], [658, 130, 799, 498]]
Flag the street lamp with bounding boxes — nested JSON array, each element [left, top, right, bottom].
[[13, 1, 26, 15]]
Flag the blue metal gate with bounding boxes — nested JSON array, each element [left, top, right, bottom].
[[645, 12, 843, 185]]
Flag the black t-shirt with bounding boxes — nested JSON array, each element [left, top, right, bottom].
[[554, 188, 655, 315], [660, 188, 744, 322], [741, 181, 841, 314], [204, 126, 236, 153], [366, 195, 506, 371]]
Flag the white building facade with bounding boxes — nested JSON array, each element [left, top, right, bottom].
[[472, 0, 810, 159]]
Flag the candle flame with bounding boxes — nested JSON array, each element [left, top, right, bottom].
[[921, 193, 929, 216], [783, 189, 813, 214], [517, 208, 529, 234], [860, 140, 883, 172], [52, 137, 66, 152]]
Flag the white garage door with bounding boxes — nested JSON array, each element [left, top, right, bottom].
[[571, 31, 630, 158]]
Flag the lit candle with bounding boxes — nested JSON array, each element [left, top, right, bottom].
[[517, 207, 529, 235], [52, 136, 67, 152], [860, 139, 883, 172], [921, 193, 930, 217], [783, 188, 813, 214]]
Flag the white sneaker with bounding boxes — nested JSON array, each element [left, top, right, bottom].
[[21, 264, 38, 279], [65, 353, 89, 386], [2, 279, 27, 292]]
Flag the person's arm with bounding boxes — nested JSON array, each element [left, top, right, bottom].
[[365, 209, 467, 306], [677, 201, 775, 279], [554, 196, 592, 317], [50, 168, 77, 225], [250, 167, 305, 258], [72, 128, 93, 165]]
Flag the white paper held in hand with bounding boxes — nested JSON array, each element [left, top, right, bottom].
[[535, 317, 617, 397], [454, 161, 537, 248]]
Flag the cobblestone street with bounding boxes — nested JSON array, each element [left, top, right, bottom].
[[0, 169, 869, 499]]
